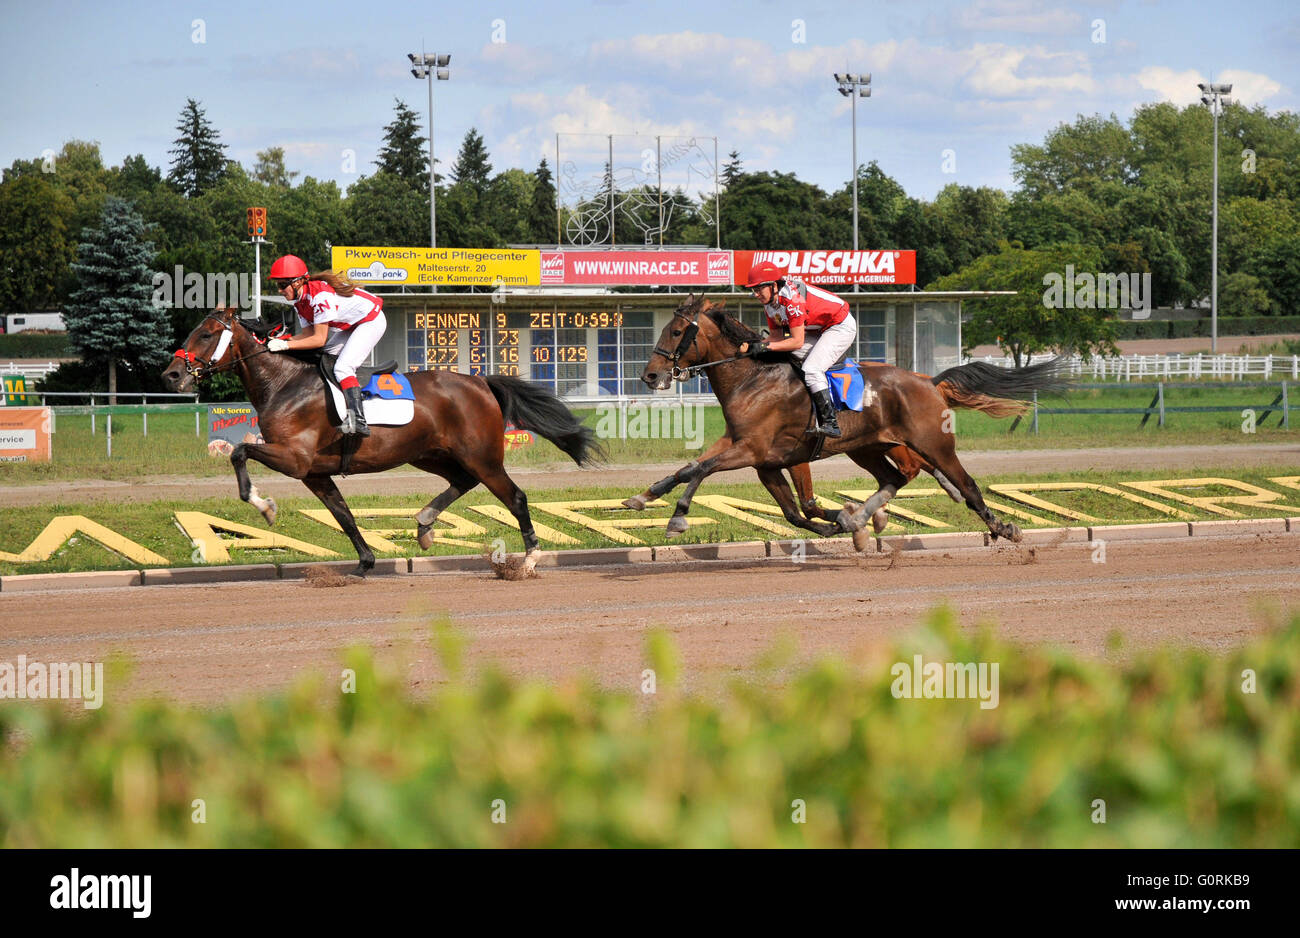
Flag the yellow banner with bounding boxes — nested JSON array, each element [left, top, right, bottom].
[[331, 246, 540, 287]]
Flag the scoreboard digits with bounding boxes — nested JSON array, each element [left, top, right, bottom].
[[410, 310, 620, 379]]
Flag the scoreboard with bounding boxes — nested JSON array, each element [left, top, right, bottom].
[[405, 309, 662, 397]]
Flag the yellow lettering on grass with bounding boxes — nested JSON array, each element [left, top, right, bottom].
[[1122, 478, 1300, 518], [465, 504, 580, 545], [1268, 476, 1300, 492], [298, 508, 488, 552], [174, 511, 340, 562], [0, 515, 168, 565], [692, 495, 799, 538], [530, 499, 716, 545], [988, 482, 1193, 523]]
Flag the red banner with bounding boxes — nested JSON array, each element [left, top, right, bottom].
[[733, 250, 916, 286], [540, 251, 732, 285]]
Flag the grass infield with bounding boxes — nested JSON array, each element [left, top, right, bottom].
[[2, 467, 1297, 576]]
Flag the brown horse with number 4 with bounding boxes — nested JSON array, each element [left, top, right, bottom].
[[623, 295, 1069, 549], [163, 307, 602, 576]]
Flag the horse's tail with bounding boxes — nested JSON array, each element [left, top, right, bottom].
[[931, 356, 1071, 419], [484, 375, 605, 466]]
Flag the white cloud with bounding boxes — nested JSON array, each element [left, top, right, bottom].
[[1134, 66, 1282, 107]]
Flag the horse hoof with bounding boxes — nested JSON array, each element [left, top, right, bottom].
[[622, 495, 648, 511], [852, 528, 875, 553], [417, 525, 434, 550], [261, 498, 278, 526], [665, 516, 688, 538], [837, 505, 864, 533], [871, 509, 888, 534], [524, 548, 540, 574], [1005, 523, 1023, 543]]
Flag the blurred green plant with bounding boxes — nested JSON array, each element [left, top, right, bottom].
[[2, 608, 1298, 848]]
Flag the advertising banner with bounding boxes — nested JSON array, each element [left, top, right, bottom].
[[208, 403, 261, 445], [540, 250, 732, 285], [0, 407, 52, 462], [332, 246, 540, 287], [734, 250, 916, 286]]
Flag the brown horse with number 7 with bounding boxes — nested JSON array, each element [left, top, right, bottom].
[[623, 295, 1068, 549]]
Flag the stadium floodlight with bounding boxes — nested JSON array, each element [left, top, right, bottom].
[[833, 72, 872, 291], [407, 51, 452, 261], [1197, 80, 1233, 353]]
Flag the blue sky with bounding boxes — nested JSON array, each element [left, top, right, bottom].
[[2, 0, 1295, 201]]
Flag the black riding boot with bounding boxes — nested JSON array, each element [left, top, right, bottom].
[[809, 389, 842, 438], [342, 386, 371, 437]]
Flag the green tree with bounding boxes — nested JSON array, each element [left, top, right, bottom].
[[252, 147, 299, 188], [483, 168, 535, 245], [721, 150, 743, 188], [375, 99, 429, 194], [931, 241, 1117, 366], [107, 154, 163, 204], [720, 171, 841, 250], [0, 173, 77, 314], [1246, 237, 1300, 314], [527, 158, 557, 244], [344, 173, 427, 248], [64, 197, 172, 402], [168, 99, 229, 197], [1218, 272, 1272, 317], [449, 128, 493, 195]]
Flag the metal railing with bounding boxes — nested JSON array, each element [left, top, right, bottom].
[[966, 352, 1300, 381], [1010, 380, 1290, 433]]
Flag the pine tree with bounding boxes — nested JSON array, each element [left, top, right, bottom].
[[375, 99, 429, 194], [167, 99, 228, 197], [528, 158, 557, 244], [65, 197, 171, 403], [721, 150, 743, 188], [449, 128, 493, 194]]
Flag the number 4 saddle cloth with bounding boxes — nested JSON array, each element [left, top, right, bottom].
[[318, 354, 416, 427]]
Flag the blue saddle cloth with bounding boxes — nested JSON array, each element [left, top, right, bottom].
[[825, 359, 865, 411], [362, 371, 415, 401]]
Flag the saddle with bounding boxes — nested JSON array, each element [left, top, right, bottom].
[[316, 353, 399, 393]]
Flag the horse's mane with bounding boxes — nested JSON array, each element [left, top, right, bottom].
[[705, 308, 762, 347]]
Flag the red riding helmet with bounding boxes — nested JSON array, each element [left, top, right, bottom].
[[269, 254, 308, 280], [744, 260, 783, 288]]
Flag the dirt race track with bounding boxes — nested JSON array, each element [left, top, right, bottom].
[[2, 533, 1297, 706]]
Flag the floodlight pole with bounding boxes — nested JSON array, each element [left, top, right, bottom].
[[836, 73, 871, 292], [1199, 80, 1232, 354]]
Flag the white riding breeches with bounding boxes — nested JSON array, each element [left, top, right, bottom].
[[322, 312, 386, 384], [792, 313, 857, 393]]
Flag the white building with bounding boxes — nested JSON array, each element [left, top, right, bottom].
[[4, 312, 66, 333]]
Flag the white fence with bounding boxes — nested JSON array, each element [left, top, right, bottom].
[[0, 360, 62, 380], [966, 352, 1300, 381]]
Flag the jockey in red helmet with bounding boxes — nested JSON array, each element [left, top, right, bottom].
[[266, 254, 386, 437], [741, 260, 856, 438]]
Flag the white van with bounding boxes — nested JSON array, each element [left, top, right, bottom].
[[4, 312, 66, 333]]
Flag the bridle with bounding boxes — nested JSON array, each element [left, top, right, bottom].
[[652, 302, 750, 382], [652, 306, 701, 381], [173, 314, 272, 381]]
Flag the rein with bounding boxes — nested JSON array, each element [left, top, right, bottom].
[[654, 305, 750, 381], [174, 315, 274, 381]]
